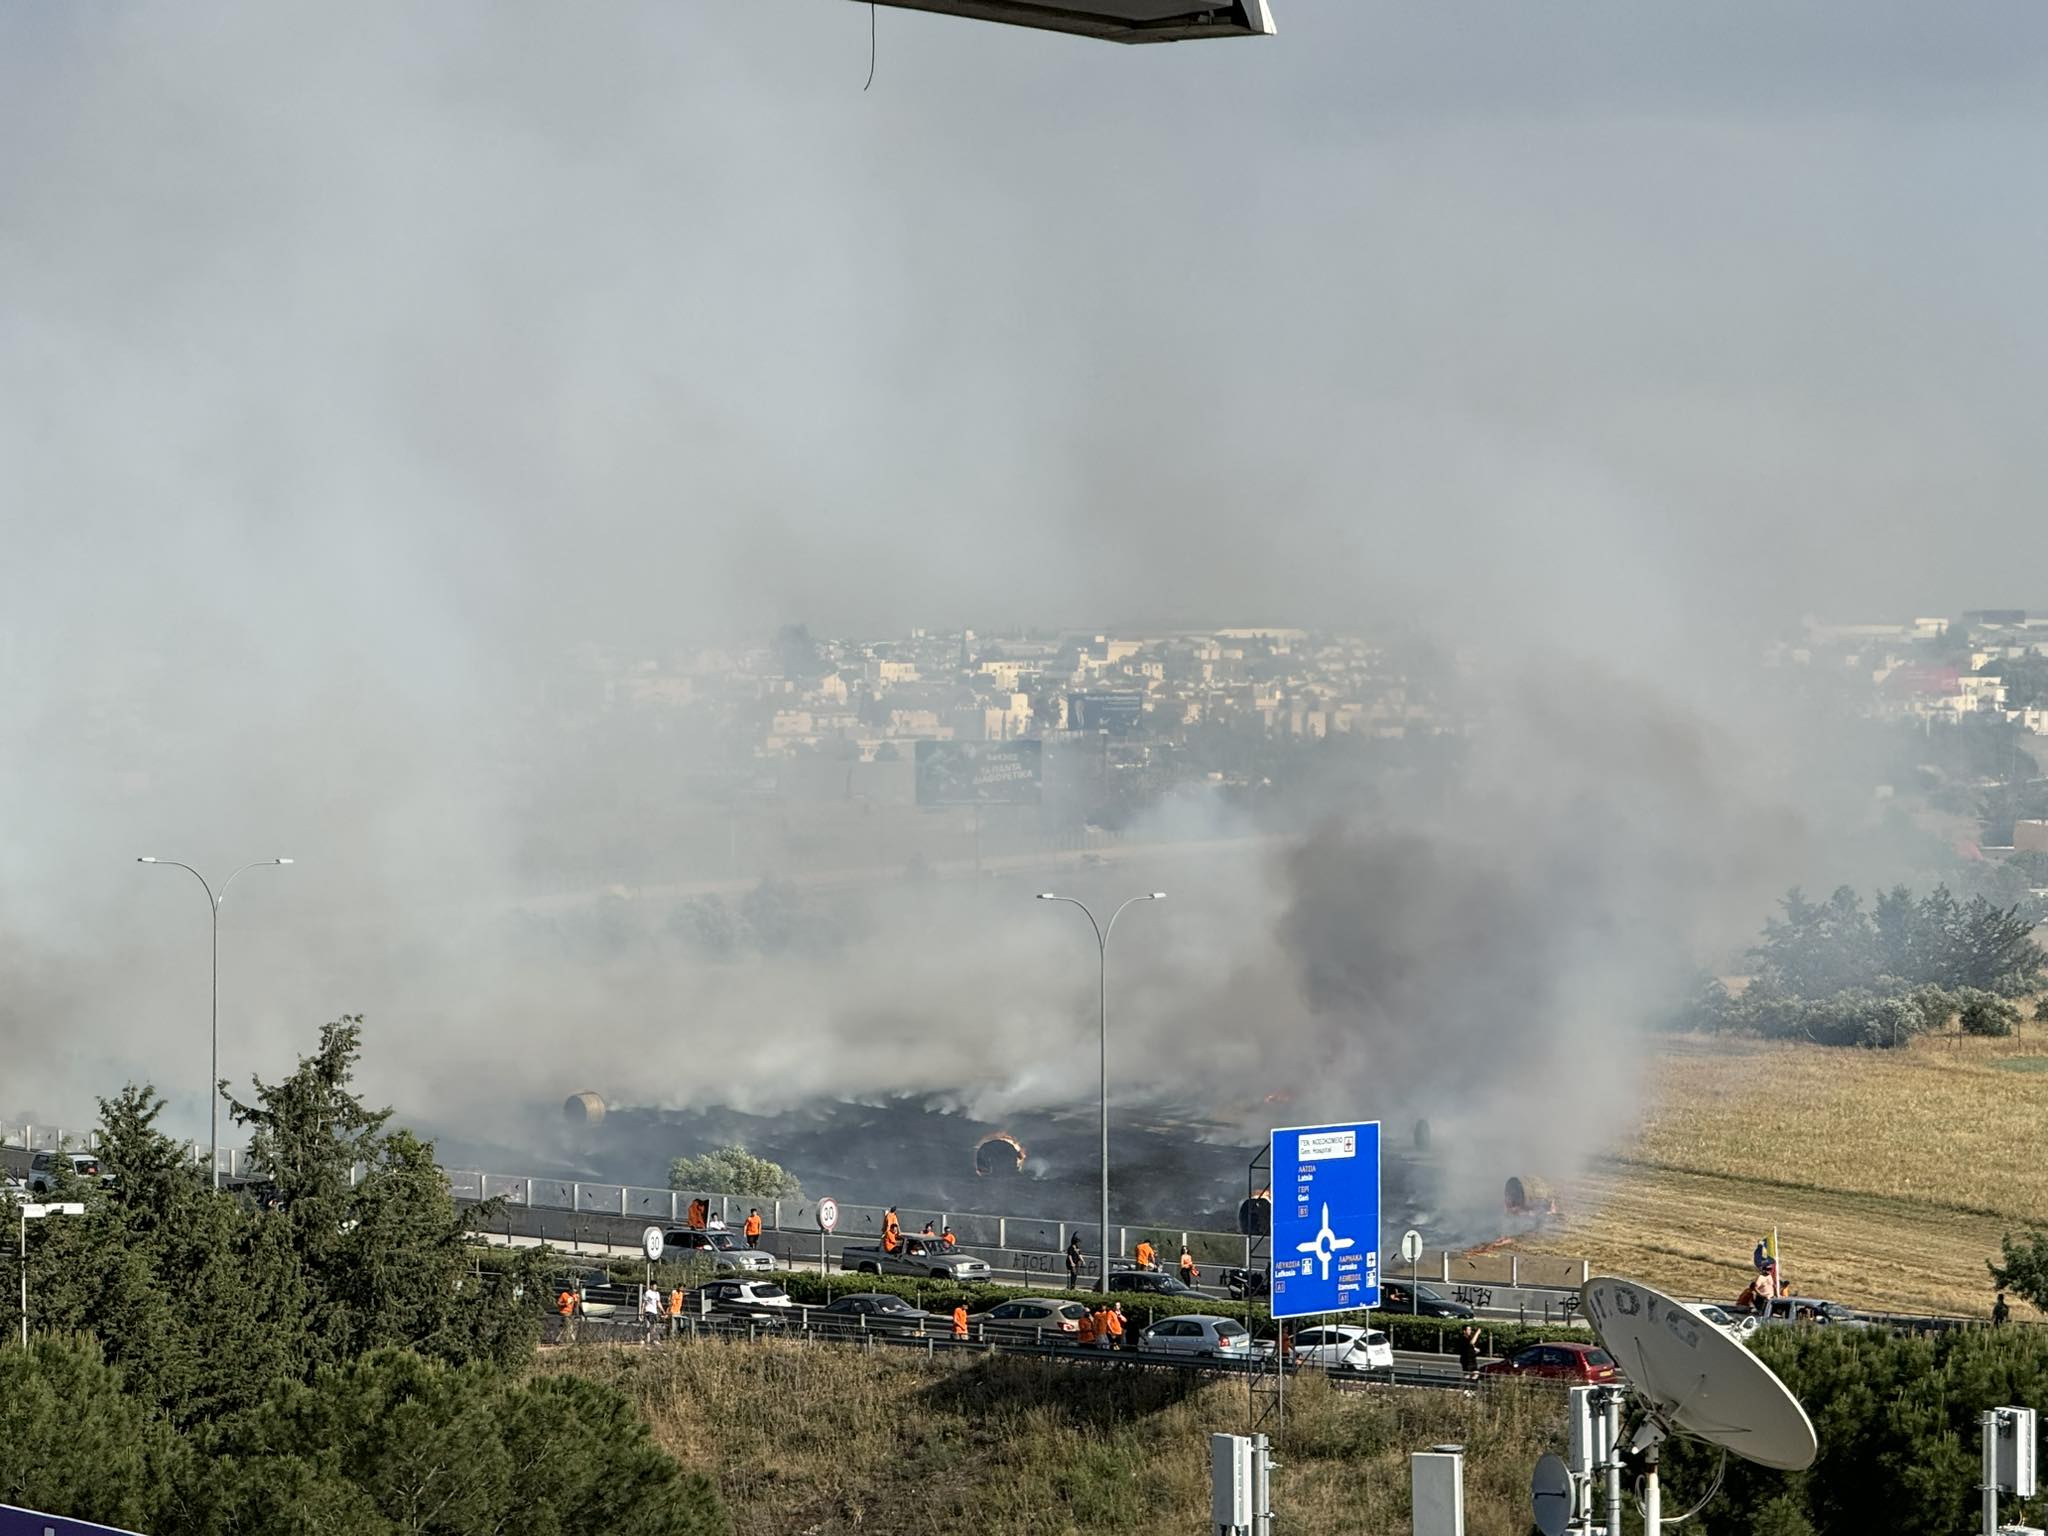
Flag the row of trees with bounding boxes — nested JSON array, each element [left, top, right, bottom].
[[1752, 884, 2046, 999], [0, 1018, 727, 1535]]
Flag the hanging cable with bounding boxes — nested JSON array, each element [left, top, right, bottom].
[[864, 3, 877, 91]]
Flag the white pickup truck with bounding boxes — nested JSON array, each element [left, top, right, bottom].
[[839, 1234, 993, 1281]]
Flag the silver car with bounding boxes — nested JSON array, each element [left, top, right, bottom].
[[664, 1227, 775, 1273], [1289, 1324, 1393, 1373], [969, 1298, 1090, 1340], [1137, 1314, 1251, 1360]]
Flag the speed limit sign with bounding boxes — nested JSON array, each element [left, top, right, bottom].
[[817, 1197, 839, 1233]]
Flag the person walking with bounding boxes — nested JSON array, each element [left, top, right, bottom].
[[667, 1284, 686, 1336], [641, 1283, 663, 1345], [1178, 1246, 1200, 1288], [1066, 1234, 1086, 1290], [744, 1208, 764, 1249], [1106, 1303, 1127, 1351], [1457, 1323, 1481, 1376], [1994, 1292, 2012, 1327], [556, 1286, 579, 1346], [952, 1303, 970, 1341]]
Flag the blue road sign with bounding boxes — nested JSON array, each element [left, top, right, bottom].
[[0, 1505, 146, 1536], [1268, 1121, 1381, 1320]]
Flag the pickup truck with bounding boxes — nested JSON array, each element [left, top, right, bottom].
[[840, 1234, 993, 1281]]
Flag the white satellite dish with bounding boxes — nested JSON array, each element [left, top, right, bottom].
[[1581, 1276, 1817, 1473], [1530, 1452, 1573, 1536]]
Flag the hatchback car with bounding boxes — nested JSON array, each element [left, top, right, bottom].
[[1137, 1315, 1251, 1360], [1759, 1296, 1868, 1329], [1288, 1324, 1394, 1374], [970, 1298, 1090, 1339], [1481, 1343, 1619, 1383], [688, 1279, 795, 1324]]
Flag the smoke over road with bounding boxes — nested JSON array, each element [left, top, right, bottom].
[[5, 2, 2043, 1232]]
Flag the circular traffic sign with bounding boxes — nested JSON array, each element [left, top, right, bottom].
[[1400, 1229, 1423, 1263], [817, 1197, 839, 1233], [641, 1225, 665, 1263]]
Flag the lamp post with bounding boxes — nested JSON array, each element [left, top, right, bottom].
[[136, 857, 292, 1191], [19, 1201, 85, 1347], [1036, 890, 1164, 1292]]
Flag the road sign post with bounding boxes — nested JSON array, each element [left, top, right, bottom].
[[1268, 1122, 1381, 1322], [817, 1197, 839, 1277]]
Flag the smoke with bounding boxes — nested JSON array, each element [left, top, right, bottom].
[[3, 0, 2044, 1232]]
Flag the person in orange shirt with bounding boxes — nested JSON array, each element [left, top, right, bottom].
[[940, 1227, 958, 1251], [952, 1303, 970, 1340], [1104, 1304, 1126, 1350], [744, 1209, 764, 1248], [1090, 1306, 1115, 1350], [1178, 1247, 1200, 1287], [556, 1287, 579, 1345], [1076, 1309, 1097, 1347], [1134, 1239, 1156, 1270], [882, 1206, 902, 1254], [687, 1197, 709, 1231]]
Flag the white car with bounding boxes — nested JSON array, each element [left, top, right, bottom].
[[1137, 1314, 1251, 1360], [1685, 1301, 1759, 1343], [1289, 1323, 1394, 1373]]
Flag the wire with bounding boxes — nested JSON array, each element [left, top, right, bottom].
[[864, 3, 876, 91]]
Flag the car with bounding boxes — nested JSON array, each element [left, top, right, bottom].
[[1685, 1301, 1760, 1342], [1221, 1266, 1270, 1300], [1759, 1296, 1868, 1329], [566, 1268, 635, 1318], [1137, 1314, 1252, 1360], [840, 1234, 993, 1281], [1108, 1269, 1200, 1298], [686, 1279, 796, 1324], [1288, 1324, 1394, 1374], [969, 1298, 1091, 1340], [1377, 1282, 1475, 1319], [811, 1293, 934, 1333], [664, 1227, 776, 1273], [1480, 1343, 1619, 1384], [27, 1151, 111, 1194]]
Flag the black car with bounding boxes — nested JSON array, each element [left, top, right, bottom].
[[1379, 1282, 1474, 1319], [1221, 1267, 1270, 1300], [1109, 1269, 1200, 1298], [812, 1292, 934, 1333]]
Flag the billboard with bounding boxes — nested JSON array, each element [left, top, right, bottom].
[[913, 740, 1043, 806], [1268, 1121, 1381, 1320]]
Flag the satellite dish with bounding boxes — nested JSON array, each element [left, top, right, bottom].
[[1581, 1276, 1817, 1473], [1530, 1453, 1573, 1536]]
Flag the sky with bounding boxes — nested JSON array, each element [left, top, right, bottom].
[[3, 0, 2046, 1196]]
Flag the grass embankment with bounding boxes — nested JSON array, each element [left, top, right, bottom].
[[1517, 1030, 2048, 1318], [556, 1337, 1559, 1536]]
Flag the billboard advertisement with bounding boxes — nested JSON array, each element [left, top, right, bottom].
[[914, 740, 1043, 806]]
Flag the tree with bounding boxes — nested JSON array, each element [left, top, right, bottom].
[[1989, 1227, 2048, 1312], [667, 1146, 802, 1199], [0, 1333, 175, 1531]]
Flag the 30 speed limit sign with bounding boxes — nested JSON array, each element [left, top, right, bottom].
[[816, 1198, 839, 1233]]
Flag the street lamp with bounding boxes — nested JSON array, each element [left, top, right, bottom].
[[18, 1201, 85, 1347], [136, 857, 292, 1191], [1037, 890, 1165, 1292]]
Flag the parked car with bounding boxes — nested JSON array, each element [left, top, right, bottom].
[[1288, 1324, 1394, 1374], [663, 1227, 776, 1273], [687, 1279, 796, 1325], [1221, 1266, 1270, 1300], [1685, 1301, 1760, 1342], [1481, 1343, 1619, 1384], [567, 1268, 634, 1317], [812, 1293, 934, 1334], [1759, 1296, 1868, 1329], [1108, 1269, 1200, 1298], [840, 1234, 993, 1281], [969, 1298, 1091, 1340], [27, 1151, 111, 1194], [1377, 1282, 1475, 1319], [1137, 1314, 1252, 1361]]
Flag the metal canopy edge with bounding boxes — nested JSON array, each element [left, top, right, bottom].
[[859, 0, 1275, 44]]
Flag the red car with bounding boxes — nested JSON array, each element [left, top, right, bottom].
[[1481, 1343, 1620, 1384]]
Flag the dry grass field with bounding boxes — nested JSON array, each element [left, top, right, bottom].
[[557, 1337, 1561, 1536], [1518, 1028, 2048, 1318]]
